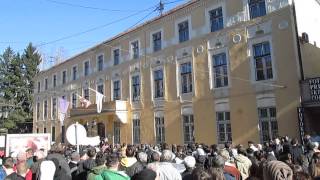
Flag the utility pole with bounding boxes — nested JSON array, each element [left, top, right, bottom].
[[158, 0, 164, 16]]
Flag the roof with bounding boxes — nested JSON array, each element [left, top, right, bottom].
[[40, 0, 198, 74]]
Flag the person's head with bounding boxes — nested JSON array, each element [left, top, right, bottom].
[[70, 152, 80, 162], [209, 155, 225, 169], [224, 142, 231, 149], [26, 148, 33, 159], [293, 172, 311, 180], [274, 138, 281, 145], [218, 149, 230, 162], [126, 145, 135, 157], [161, 150, 172, 162], [34, 150, 46, 161], [16, 162, 28, 177], [151, 152, 160, 162], [248, 141, 254, 147], [162, 143, 170, 150], [17, 151, 27, 162], [208, 167, 226, 180], [184, 156, 196, 169], [246, 148, 254, 157], [106, 153, 120, 169], [87, 147, 96, 158], [177, 145, 184, 153], [237, 147, 247, 156], [192, 167, 212, 180], [95, 151, 106, 166], [291, 138, 299, 146], [50, 143, 65, 154], [132, 168, 158, 180], [3, 157, 14, 170], [137, 152, 148, 163]]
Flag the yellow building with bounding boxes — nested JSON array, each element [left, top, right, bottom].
[[33, 0, 320, 145]]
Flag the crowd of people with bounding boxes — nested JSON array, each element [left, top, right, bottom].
[[0, 134, 320, 180]]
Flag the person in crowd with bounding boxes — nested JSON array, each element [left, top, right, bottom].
[[3, 158, 15, 179], [192, 167, 212, 180], [137, 152, 148, 169], [176, 145, 186, 160], [291, 138, 304, 165], [234, 147, 252, 180], [219, 149, 241, 180], [263, 160, 293, 180], [158, 150, 182, 180], [99, 153, 130, 180], [83, 147, 97, 174], [120, 145, 143, 177], [309, 152, 320, 179], [46, 143, 72, 180], [68, 152, 80, 180], [182, 156, 195, 180], [87, 152, 107, 180], [132, 168, 159, 180], [40, 160, 56, 180], [31, 150, 46, 180], [25, 149, 34, 168]]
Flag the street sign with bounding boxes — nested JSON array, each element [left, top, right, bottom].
[[66, 123, 87, 145]]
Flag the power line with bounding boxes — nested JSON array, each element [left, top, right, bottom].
[[43, 0, 153, 12], [127, 8, 158, 30]]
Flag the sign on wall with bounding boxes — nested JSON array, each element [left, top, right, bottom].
[[300, 77, 320, 105]]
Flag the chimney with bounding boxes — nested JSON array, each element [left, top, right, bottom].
[[301, 32, 309, 44]]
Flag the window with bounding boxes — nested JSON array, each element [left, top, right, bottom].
[[210, 7, 224, 32], [37, 102, 40, 120], [253, 42, 273, 81], [155, 116, 165, 143], [62, 71, 67, 84], [72, 93, 77, 109], [258, 107, 278, 143], [45, 78, 48, 90], [52, 98, 57, 119], [133, 118, 140, 144], [37, 128, 39, 133], [44, 128, 47, 133], [53, 75, 57, 87], [154, 70, 164, 98], [180, 62, 192, 94], [72, 66, 77, 80], [216, 111, 232, 144], [213, 53, 228, 88], [97, 84, 104, 95], [84, 88, 89, 100], [249, 0, 266, 19], [131, 41, 139, 59], [37, 81, 41, 93], [84, 61, 90, 76], [178, 21, 189, 43], [113, 49, 120, 65], [44, 100, 48, 119], [114, 122, 121, 144], [113, 80, 121, 100], [132, 75, 140, 101], [97, 55, 104, 71], [52, 126, 55, 142], [153, 32, 162, 52], [183, 114, 195, 144]]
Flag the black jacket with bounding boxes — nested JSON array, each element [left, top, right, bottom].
[[291, 145, 303, 164]]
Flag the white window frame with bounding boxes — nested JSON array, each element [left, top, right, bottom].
[[248, 35, 277, 83], [52, 73, 57, 87], [175, 15, 192, 44], [176, 58, 194, 96], [154, 111, 165, 144], [208, 47, 231, 90], [205, 2, 226, 33], [72, 65, 78, 81], [215, 98, 232, 145], [111, 79, 122, 101], [114, 122, 121, 144], [83, 60, 90, 77], [61, 69, 67, 85], [181, 105, 195, 144], [242, 0, 268, 20], [151, 66, 165, 100], [43, 99, 48, 120], [51, 97, 57, 120], [150, 29, 164, 52], [129, 39, 140, 60], [130, 72, 141, 103], [132, 112, 141, 144], [96, 53, 104, 72], [111, 46, 121, 66]]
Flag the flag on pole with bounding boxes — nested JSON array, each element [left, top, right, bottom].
[[96, 92, 104, 113], [79, 96, 91, 108], [58, 98, 69, 124]]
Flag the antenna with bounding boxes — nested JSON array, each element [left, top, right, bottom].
[[158, 0, 164, 15]]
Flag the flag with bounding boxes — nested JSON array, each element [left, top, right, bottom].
[[58, 98, 69, 124], [96, 92, 104, 113], [79, 97, 91, 108]]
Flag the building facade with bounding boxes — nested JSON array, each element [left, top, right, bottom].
[[33, 0, 319, 145]]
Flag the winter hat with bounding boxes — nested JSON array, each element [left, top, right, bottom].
[[184, 156, 196, 168], [263, 160, 293, 180], [40, 160, 56, 180]]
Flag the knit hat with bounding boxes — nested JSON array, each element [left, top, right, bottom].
[[40, 160, 56, 180], [184, 156, 196, 168], [263, 160, 293, 180]]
